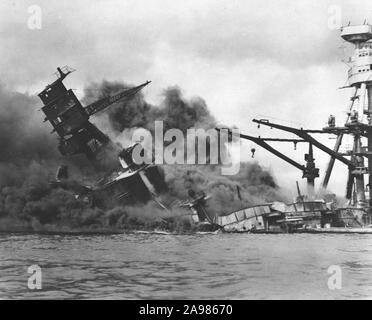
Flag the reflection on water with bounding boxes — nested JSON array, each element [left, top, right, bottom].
[[0, 233, 371, 299]]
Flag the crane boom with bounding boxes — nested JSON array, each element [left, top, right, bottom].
[[253, 119, 355, 168], [241, 133, 319, 187], [216, 128, 320, 189], [84, 81, 151, 116], [216, 128, 307, 172], [238, 132, 306, 171]]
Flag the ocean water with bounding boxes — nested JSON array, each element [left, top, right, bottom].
[[0, 232, 371, 300]]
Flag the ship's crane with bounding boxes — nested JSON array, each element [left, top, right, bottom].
[[252, 119, 355, 169], [251, 119, 366, 200], [252, 117, 372, 206], [38, 66, 151, 160], [219, 117, 365, 199], [216, 128, 319, 191]]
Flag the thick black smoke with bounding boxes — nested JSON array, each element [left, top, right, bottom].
[[84, 80, 285, 215], [0, 85, 109, 231], [83, 82, 216, 133], [0, 84, 62, 195], [0, 81, 284, 233], [162, 162, 283, 216]]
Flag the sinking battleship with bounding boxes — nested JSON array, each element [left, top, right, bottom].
[[188, 24, 372, 234], [39, 66, 167, 209], [37, 24, 372, 234]]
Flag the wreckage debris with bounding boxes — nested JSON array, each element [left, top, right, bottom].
[[40, 67, 166, 210]]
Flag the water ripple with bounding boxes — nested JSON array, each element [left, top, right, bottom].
[[0, 233, 371, 299]]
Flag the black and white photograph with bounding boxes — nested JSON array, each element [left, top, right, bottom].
[[0, 0, 371, 305]]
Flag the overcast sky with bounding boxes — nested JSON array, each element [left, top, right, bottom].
[[1, 0, 372, 197]]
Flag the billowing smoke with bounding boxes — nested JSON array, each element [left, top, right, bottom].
[[0, 80, 285, 233], [83, 82, 216, 134], [162, 162, 283, 216], [84, 80, 285, 216], [0, 86, 59, 185]]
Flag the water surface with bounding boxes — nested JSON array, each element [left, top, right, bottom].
[[0, 233, 371, 299]]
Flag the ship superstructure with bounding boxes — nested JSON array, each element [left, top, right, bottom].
[[243, 25, 372, 212], [206, 24, 372, 233], [38, 66, 150, 160], [40, 67, 167, 209]]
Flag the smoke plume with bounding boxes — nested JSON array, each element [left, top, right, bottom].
[[0, 80, 284, 233]]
